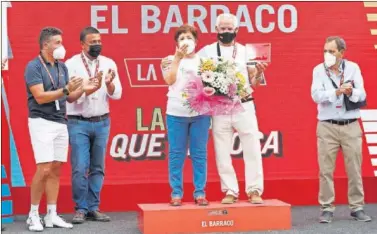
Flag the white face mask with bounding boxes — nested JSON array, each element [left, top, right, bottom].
[[179, 39, 196, 54], [324, 52, 336, 67], [53, 45, 66, 60]]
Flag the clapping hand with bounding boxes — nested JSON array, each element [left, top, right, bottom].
[[105, 69, 116, 85], [67, 77, 84, 92], [83, 71, 103, 92]]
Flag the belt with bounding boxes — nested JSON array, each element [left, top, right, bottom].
[[323, 119, 357, 125], [67, 113, 109, 122], [241, 96, 254, 103]]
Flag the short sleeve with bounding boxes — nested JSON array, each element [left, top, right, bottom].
[[24, 61, 43, 87], [61, 63, 70, 85]]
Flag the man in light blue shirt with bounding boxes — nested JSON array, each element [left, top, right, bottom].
[[311, 36, 371, 223]]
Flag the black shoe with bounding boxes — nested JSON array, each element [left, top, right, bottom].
[[86, 211, 111, 222], [319, 211, 333, 223], [351, 210, 372, 222], [72, 211, 86, 224]]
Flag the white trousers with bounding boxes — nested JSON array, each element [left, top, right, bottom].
[[212, 101, 264, 197]]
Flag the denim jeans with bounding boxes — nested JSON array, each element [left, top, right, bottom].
[[68, 117, 110, 214], [166, 114, 211, 199]]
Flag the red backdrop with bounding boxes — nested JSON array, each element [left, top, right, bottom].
[[5, 2, 377, 214]]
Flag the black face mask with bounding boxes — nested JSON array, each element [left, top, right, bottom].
[[88, 44, 102, 58], [217, 32, 237, 44]]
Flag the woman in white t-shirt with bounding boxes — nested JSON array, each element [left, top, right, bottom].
[[163, 24, 211, 206]]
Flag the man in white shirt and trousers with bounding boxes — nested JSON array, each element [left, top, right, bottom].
[[65, 26, 122, 224], [162, 13, 268, 204], [311, 36, 371, 223], [199, 13, 268, 204]]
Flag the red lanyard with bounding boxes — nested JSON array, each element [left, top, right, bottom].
[[81, 53, 99, 78], [38, 55, 60, 89], [217, 42, 237, 59]]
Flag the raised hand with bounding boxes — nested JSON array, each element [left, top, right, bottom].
[[255, 62, 268, 78], [175, 44, 188, 60]]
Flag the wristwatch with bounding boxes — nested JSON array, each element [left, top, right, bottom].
[[63, 87, 70, 96]]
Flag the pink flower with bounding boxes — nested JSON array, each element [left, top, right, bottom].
[[187, 80, 198, 89], [203, 87, 215, 96], [228, 84, 237, 97]]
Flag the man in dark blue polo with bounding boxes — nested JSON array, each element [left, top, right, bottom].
[[24, 27, 83, 232]]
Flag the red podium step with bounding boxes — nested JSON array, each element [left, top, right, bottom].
[[138, 199, 291, 234]]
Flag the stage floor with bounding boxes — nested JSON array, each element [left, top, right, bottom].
[[3, 204, 377, 234]]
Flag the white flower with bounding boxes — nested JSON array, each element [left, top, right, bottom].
[[219, 84, 228, 94], [212, 80, 220, 88], [226, 67, 235, 75], [216, 73, 225, 81], [201, 71, 215, 83]]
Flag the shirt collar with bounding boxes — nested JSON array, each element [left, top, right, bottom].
[[82, 51, 99, 65], [39, 52, 58, 65], [338, 59, 345, 73], [324, 59, 344, 73]]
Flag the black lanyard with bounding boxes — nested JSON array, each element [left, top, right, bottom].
[[217, 42, 237, 59]]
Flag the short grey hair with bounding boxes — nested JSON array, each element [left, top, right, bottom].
[[325, 36, 346, 51], [39, 27, 62, 50], [216, 13, 239, 28]]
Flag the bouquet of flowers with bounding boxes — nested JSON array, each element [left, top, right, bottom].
[[182, 57, 247, 116]]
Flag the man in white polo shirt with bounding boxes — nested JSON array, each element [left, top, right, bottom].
[[65, 26, 122, 224]]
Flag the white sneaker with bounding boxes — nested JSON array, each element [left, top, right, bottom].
[[26, 214, 44, 232], [44, 213, 73, 229]]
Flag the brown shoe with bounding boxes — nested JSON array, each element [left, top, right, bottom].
[[170, 198, 182, 206], [248, 191, 263, 204], [221, 194, 238, 204], [195, 197, 209, 206], [86, 210, 111, 222], [72, 211, 86, 224]]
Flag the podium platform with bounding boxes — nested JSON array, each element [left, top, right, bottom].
[[138, 199, 291, 234]]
